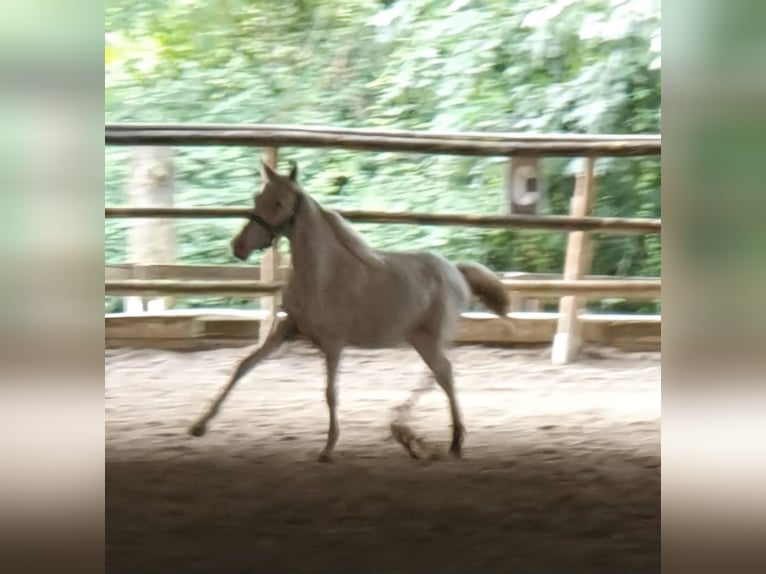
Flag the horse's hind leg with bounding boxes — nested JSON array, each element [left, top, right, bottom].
[[393, 370, 435, 420], [407, 329, 465, 457]]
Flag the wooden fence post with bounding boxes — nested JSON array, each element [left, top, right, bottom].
[[504, 155, 545, 312], [259, 147, 281, 342], [551, 157, 597, 364], [125, 146, 175, 313]]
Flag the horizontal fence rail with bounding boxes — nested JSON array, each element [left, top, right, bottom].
[[105, 279, 284, 296], [105, 278, 660, 299], [106, 263, 653, 282], [105, 207, 661, 234], [502, 279, 660, 298], [108, 122, 661, 142], [105, 263, 287, 281], [106, 124, 661, 157]]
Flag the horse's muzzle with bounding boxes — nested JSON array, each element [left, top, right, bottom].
[[231, 237, 251, 261], [232, 237, 271, 261]]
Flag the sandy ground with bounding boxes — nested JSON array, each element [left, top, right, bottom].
[[106, 342, 660, 573]]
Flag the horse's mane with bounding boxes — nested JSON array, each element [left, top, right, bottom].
[[313, 199, 385, 267]]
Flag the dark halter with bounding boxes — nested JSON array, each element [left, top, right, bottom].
[[248, 193, 302, 241]]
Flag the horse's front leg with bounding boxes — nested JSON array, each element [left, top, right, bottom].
[[318, 347, 342, 463], [188, 318, 295, 437]]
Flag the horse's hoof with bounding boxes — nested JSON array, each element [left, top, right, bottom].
[[317, 452, 334, 463], [189, 423, 206, 437], [449, 443, 463, 458]]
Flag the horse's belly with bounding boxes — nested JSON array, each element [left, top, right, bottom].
[[344, 302, 423, 347], [345, 324, 407, 348]]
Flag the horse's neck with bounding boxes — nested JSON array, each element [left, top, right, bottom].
[[288, 200, 333, 277], [288, 195, 380, 286]]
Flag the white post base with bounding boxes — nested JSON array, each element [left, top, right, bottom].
[[124, 296, 145, 313], [551, 332, 580, 365], [146, 297, 166, 312]]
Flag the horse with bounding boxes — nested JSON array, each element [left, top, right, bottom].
[[188, 160, 510, 462]]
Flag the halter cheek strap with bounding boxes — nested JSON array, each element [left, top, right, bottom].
[[248, 213, 280, 237], [248, 194, 302, 240]]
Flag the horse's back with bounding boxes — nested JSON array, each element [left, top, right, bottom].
[[374, 249, 471, 327], [379, 249, 470, 301]]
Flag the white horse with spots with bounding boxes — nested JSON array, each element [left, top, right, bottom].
[[189, 161, 509, 461]]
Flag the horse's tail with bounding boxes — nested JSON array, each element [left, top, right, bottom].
[[455, 261, 509, 317]]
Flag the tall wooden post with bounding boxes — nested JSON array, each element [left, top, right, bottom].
[[259, 147, 281, 342], [125, 147, 175, 313], [551, 157, 597, 364], [504, 155, 543, 215], [504, 155, 544, 312]]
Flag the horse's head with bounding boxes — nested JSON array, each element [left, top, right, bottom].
[[232, 160, 301, 261]]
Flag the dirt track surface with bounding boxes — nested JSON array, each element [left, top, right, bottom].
[[106, 343, 660, 573]]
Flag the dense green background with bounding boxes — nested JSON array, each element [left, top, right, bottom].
[[105, 0, 660, 314]]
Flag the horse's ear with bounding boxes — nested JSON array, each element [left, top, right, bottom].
[[261, 160, 278, 182], [288, 160, 298, 182]]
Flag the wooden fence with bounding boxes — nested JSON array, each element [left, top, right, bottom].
[[104, 123, 661, 362]]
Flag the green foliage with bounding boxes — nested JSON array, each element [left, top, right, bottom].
[[105, 0, 661, 313]]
